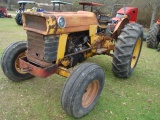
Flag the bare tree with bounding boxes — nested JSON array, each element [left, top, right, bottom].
[[7, 0, 11, 10], [150, 0, 160, 28]]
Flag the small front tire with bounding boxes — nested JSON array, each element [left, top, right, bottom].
[[61, 63, 105, 118], [1, 41, 34, 82]]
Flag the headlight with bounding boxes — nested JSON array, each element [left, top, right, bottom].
[[57, 16, 66, 28]]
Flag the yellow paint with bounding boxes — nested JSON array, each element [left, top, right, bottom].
[[61, 58, 70, 67], [84, 51, 93, 58], [92, 49, 96, 53], [56, 28, 65, 33], [103, 39, 113, 48], [47, 17, 56, 34], [15, 52, 26, 74], [56, 34, 68, 64], [103, 40, 109, 48], [131, 37, 142, 68], [91, 35, 103, 46], [89, 25, 97, 36], [89, 25, 98, 44], [91, 35, 98, 45], [56, 67, 71, 77]]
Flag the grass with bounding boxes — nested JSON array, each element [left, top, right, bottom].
[[0, 18, 160, 120]]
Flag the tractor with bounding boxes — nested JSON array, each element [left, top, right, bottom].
[[0, 6, 12, 18], [15, 1, 45, 25], [112, 5, 138, 23], [146, 16, 160, 51], [1, 2, 143, 118], [93, 4, 139, 37], [15, 0, 72, 25]]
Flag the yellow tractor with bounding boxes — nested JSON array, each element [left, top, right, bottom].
[[1, 2, 143, 118]]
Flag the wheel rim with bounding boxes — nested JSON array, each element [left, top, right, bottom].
[[131, 37, 142, 68], [82, 80, 99, 108], [15, 52, 26, 74]]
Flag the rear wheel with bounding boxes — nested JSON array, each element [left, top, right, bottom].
[[15, 13, 23, 25], [61, 63, 105, 118], [1, 41, 34, 82], [156, 31, 160, 48], [0, 11, 4, 18], [146, 23, 160, 48], [112, 23, 143, 78]]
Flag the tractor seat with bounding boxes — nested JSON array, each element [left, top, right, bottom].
[[98, 14, 112, 25]]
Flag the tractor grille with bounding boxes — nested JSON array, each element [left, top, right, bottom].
[[24, 14, 47, 33], [26, 31, 59, 67]]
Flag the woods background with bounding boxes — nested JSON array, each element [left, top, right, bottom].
[[0, 0, 160, 28]]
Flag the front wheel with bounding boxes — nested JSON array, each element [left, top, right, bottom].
[[1, 41, 34, 82], [61, 63, 105, 118], [112, 23, 143, 78]]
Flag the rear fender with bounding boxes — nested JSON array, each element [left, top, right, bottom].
[[112, 18, 129, 40]]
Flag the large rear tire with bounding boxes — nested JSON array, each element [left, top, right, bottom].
[[146, 23, 160, 48], [112, 23, 143, 78], [15, 13, 23, 25], [1, 41, 34, 82], [61, 63, 105, 118]]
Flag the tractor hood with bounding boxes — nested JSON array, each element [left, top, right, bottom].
[[22, 11, 98, 35]]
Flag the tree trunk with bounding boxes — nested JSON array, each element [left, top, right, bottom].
[[7, 0, 11, 10], [150, 0, 159, 28]]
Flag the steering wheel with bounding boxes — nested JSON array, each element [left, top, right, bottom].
[[93, 8, 112, 25], [93, 8, 102, 21]]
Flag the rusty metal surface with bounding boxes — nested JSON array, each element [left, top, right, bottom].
[[19, 57, 58, 78], [22, 11, 98, 35], [26, 31, 59, 67], [27, 55, 52, 67], [90, 33, 115, 55], [27, 31, 45, 60], [24, 14, 47, 34], [112, 18, 129, 40]]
